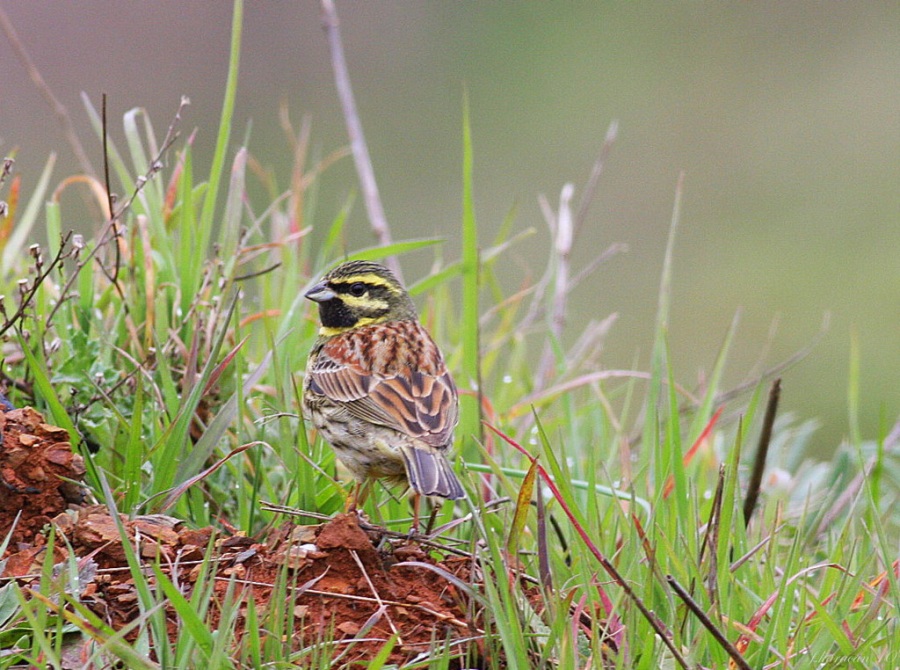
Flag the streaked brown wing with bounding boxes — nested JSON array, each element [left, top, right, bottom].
[[367, 369, 458, 447], [308, 325, 459, 448]]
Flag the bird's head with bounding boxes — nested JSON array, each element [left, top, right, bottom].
[[305, 260, 417, 335]]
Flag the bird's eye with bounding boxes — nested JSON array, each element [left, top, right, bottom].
[[349, 282, 367, 297]]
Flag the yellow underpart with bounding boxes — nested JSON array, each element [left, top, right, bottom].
[[319, 314, 390, 337]]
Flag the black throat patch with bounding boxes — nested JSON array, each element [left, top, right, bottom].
[[317, 297, 361, 329]]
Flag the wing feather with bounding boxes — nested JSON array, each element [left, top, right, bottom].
[[308, 322, 459, 448]]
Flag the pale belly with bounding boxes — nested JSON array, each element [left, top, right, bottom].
[[307, 401, 409, 485]]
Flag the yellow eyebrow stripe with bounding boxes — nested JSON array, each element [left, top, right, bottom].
[[329, 274, 397, 290]]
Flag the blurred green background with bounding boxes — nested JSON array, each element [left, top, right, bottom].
[[1, 2, 898, 457]]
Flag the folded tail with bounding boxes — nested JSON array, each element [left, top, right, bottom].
[[401, 446, 465, 500]]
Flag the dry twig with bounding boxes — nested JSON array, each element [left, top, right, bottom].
[[535, 183, 575, 387], [0, 232, 75, 339], [45, 97, 188, 328], [667, 574, 753, 670], [320, 0, 398, 277], [0, 7, 96, 178]]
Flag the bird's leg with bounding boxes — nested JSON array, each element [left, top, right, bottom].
[[345, 480, 370, 514], [344, 481, 360, 513], [410, 492, 421, 535], [423, 499, 440, 536]]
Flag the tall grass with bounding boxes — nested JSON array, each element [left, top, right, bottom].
[[0, 1, 897, 667]]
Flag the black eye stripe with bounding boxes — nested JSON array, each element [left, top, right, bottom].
[[331, 281, 379, 296]]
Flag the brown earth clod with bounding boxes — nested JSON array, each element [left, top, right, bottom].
[[0, 407, 87, 546], [1, 407, 482, 667]]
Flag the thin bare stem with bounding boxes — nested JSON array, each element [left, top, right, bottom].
[[518, 124, 621, 397], [550, 184, 574, 341], [815, 455, 877, 537], [101, 93, 122, 286], [574, 119, 618, 237], [715, 314, 828, 408], [702, 464, 727, 610], [535, 183, 574, 387], [320, 0, 399, 277], [569, 241, 628, 289], [350, 549, 403, 644], [0, 7, 96, 179], [0, 232, 74, 338], [666, 574, 753, 670], [46, 98, 187, 328], [0, 158, 13, 218]]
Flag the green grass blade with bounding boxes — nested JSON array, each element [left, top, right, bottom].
[[198, 0, 242, 241], [459, 93, 481, 454]]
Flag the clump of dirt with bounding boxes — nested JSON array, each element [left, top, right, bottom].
[[259, 513, 474, 663], [1, 407, 481, 667], [0, 407, 87, 545]]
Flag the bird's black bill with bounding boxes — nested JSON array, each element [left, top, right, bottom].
[[305, 281, 336, 303]]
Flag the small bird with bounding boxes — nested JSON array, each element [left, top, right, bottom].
[[302, 260, 465, 525]]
